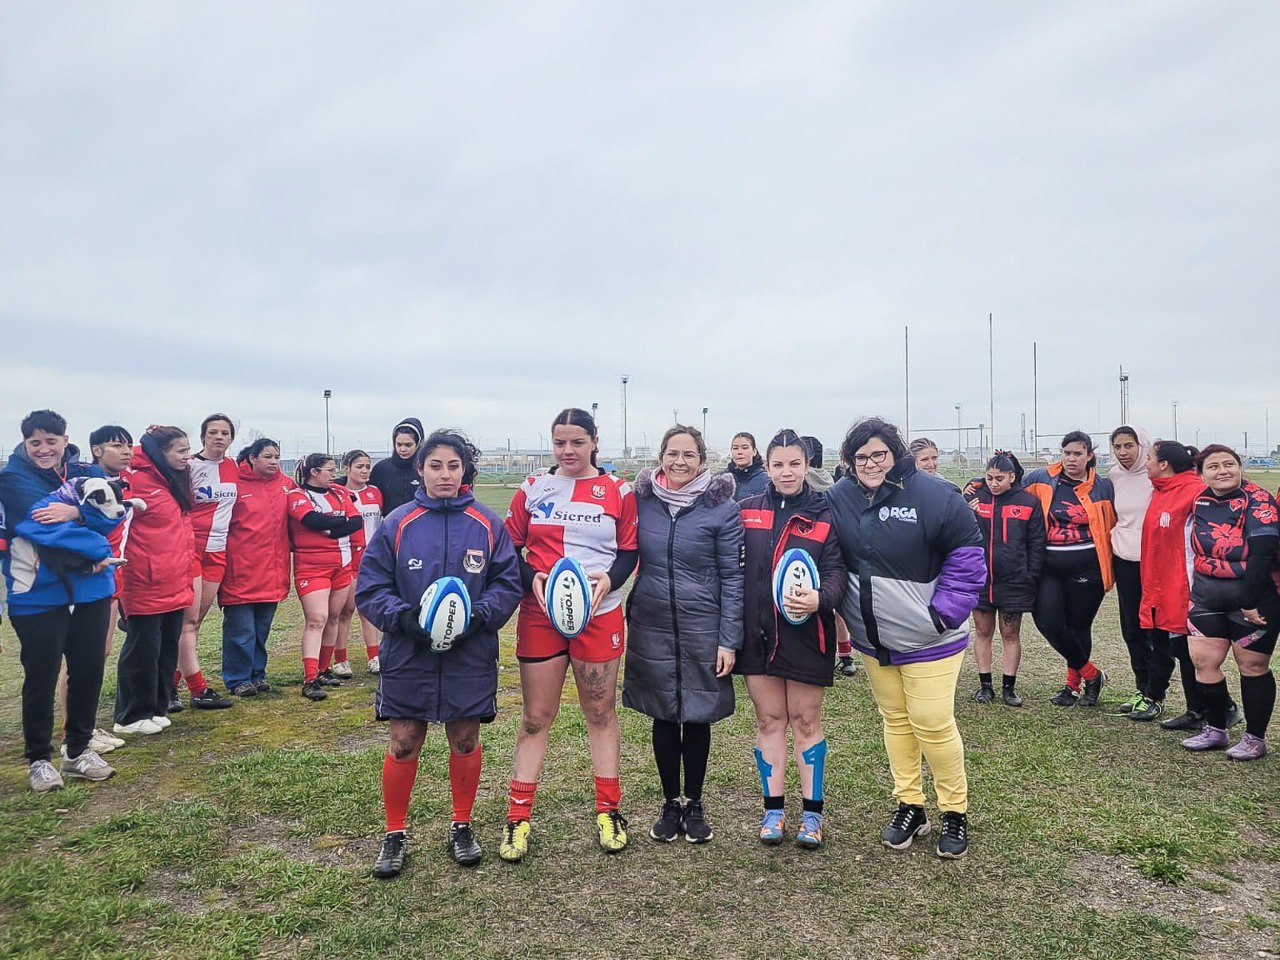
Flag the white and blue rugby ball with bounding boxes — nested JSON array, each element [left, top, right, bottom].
[[546, 556, 592, 639], [418, 576, 472, 652], [772, 548, 821, 626]]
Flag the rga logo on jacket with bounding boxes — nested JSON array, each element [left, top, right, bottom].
[[878, 505, 918, 523]]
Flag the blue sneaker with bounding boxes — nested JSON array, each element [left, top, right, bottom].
[[796, 811, 824, 849], [759, 809, 785, 846]]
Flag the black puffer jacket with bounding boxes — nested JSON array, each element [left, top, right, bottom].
[[369, 417, 424, 515], [737, 484, 847, 686], [964, 481, 1046, 612], [723, 459, 769, 502], [623, 470, 743, 724]]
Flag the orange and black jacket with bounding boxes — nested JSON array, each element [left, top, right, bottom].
[[737, 484, 847, 687], [1023, 462, 1118, 591]]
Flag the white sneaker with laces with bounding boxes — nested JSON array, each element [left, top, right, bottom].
[[331, 660, 354, 678], [61, 749, 115, 782], [150, 715, 173, 729], [29, 759, 64, 793], [93, 727, 126, 749], [367, 656, 381, 675], [114, 718, 163, 735]]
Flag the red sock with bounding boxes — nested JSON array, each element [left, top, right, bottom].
[[318, 645, 334, 672], [185, 671, 208, 696], [1080, 662, 1100, 682], [334, 647, 349, 665], [173, 669, 183, 688], [1066, 667, 1082, 690], [366, 645, 380, 660], [382, 751, 419, 833], [507, 779, 537, 822], [303, 657, 319, 683], [449, 746, 483, 823], [837, 636, 852, 657], [595, 776, 622, 813]]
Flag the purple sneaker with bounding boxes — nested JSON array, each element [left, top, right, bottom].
[[1225, 733, 1268, 761], [1181, 725, 1229, 751]]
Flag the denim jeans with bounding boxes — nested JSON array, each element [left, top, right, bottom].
[[221, 602, 277, 690]]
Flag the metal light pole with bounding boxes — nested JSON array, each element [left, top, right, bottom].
[[955, 403, 963, 462], [591, 402, 598, 422], [323, 389, 332, 454], [621, 376, 629, 457], [987, 313, 994, 456], [1032, 341, 1039, 455], [904, 325, 910, 438], [1172, 400, 1179, 441], [702, 407, 708, 438]]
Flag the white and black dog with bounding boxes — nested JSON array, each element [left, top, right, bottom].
[[36, 477, 144, 598]]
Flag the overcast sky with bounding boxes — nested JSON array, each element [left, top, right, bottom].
[[3, 2, 1278, 459]]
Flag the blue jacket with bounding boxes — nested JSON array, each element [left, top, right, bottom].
[[826, 459, 986, 666], [723, 460, 769, 502], [0, 445, 117, 615], [356, 487, 522, 723]]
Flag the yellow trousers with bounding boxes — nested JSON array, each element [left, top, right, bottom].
[[862, 650, 968, 812]]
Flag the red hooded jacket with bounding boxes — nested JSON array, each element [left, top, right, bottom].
[[1138, 470, 1203, 633], [121, 446, 196, 616], [219, 460, 293, 606]]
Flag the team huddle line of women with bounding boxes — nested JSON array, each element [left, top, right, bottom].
[[1, 406, 1275, 878]]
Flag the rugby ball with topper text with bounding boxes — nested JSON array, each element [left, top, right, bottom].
[[418, 576, 472, 652], [773, 548, 821, 626], [546, 556, 593, 639]]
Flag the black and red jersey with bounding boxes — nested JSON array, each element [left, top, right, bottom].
[[1191, 482, 1279, 580], [1046, 477, 1093, 548]]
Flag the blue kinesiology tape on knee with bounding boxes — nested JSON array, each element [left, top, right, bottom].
[[753, 747, 773, 796], [801, 739, 828, 802]]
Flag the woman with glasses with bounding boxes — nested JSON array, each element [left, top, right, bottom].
[[826, 418, 985, 859], [624, 424, 743, 844]]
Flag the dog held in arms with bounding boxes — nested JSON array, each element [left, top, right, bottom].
[[35, 477, 144, 602]]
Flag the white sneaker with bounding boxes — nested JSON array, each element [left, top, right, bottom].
[[61, 749, 115, 782], [150, 715, 173, 729], [92, 727, 126, 749], [29, 759, 64, 793], [114, 718, 163, 735], [366, 656, 380, 675], [331, 660, 354, 678]]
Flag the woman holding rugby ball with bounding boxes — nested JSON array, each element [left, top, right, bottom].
[[287, 454, 363, 701], [738, 429, 846, 850], [624, 424, 743, 844], [356, 430, 521, 876], [499, 407, 639, 861]]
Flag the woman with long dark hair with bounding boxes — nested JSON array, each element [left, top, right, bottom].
[[1024, 431, 1118, 707], [115, 426, 197, 734], [369, 418, 425, 514], [723, 431, 769, 502], [499, 407, 638, 861], [624, 424, 743, 844]]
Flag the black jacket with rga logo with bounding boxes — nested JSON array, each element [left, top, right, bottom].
[[736, 484, 847, 686]]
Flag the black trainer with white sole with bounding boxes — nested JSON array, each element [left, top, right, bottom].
[[936, 812, 968, 859], [374, 831, 407, 878], [881, 803, 930, 850]]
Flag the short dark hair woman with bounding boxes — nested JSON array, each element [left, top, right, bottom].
[[1024, 431, 1118, 707], [624, 424, 743, 844], [357, 429, 522, 875], [1179, 445, 1279, 760], [826, 417, 985, 859]]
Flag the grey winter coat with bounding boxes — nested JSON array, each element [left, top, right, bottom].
[[623, 470, 744, 724]]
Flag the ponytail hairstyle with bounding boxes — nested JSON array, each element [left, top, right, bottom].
[[415, 429, 482, 487], [986, 449, 1025, 484], [140, 425, 193, 512], [801, 435, 824, 469], [236, 437, 280, 465], [342, 449, 371, 470], [766, 428, 807, 461], [1151, 439, 1198, 475], [732, 431, 763, 469], [200, 413, 235, 442], [1195, 443, 1241, 472], [908, 437, 939, 457], [551, 407, 599, 467], [294, 453, 335, 488], [1061, 430, 1097, 470]]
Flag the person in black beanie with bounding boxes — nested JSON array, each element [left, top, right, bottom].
[[370, 417, 424, 515]]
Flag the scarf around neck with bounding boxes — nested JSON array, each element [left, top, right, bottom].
[[652, 466, 712, 516]]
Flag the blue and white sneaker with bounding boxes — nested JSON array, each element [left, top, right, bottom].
[[759, 809, 786, 846], [796, 811, 824, 849]]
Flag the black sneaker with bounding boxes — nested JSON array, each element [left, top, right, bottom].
[[682, 800, 713, 844], [1227, 701, 1243, 728], [972, 684, 995, 704], [190, 688, 234, 709], [1001, 686, 1023, 707], [1049, 685, 1080, 707], [649, 799, 683, 842], [317, 670, 343, 687], [1130, 698, 1164, 722], [374, 831, 407, 878], [253, 679, 272, 693], [229, 683, 257, 698], [447, 822, 483, 866], [1079, 670, 1107, 708], [936, 812, 968, 859], [301, 679, 328, 701], [1161, 709, 1204, 731], [881, 803, 930, 850], [837, 656, 858, 678], [167, 690, 185, 713]]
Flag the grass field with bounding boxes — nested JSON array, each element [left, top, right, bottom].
[[2, 483, 1280, 960]]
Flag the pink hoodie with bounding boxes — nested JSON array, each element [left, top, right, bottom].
[[1108, 426, 1153, 562]]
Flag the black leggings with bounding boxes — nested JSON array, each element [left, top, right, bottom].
[[1033, 550, 1106, 671], [1113, 557, 1154, 692], [1145, 630, 1196, 705], [652, 718, 711, 803], [10, 599, 111, 762], [115, 609, 184, 725]]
